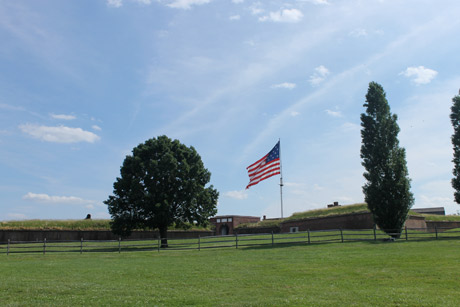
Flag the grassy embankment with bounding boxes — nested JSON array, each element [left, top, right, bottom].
[[1, 240, 459, 306], [1, 203, 459, 231], [0, 219, 209, 231], [238, 203, 460, 229]]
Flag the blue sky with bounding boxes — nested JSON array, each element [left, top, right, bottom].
[[1, 0, 460, 221]]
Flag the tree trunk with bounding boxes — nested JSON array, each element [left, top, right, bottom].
[[159, 226, 168, 248]]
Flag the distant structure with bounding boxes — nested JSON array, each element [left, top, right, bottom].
[[412, 207, 445, 216], [209, 215, 260, 235], [327, 201, 341, 208], [85, 214, 92, 220]]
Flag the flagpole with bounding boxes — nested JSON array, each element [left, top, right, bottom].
[[279, 138, 284, 219]]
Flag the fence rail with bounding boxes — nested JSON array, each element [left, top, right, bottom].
[[1, 226, 459, 255]]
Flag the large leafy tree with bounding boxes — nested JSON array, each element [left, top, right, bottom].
[[450, 93, 460, 204], [360, 82, 414, 238], [105, 135, 218, 247]]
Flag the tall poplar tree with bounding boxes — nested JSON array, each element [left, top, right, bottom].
[[450, 92, 460, 204], [360, 82, 414, 238]]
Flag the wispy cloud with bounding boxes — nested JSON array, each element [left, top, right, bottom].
[[23, 192, 94, 205], [259, 9, 304, 23], [19, 124, 100, 143], [6, 213, 28, 220], [224, 190, 248, 200], [301, 0, 330, 4], [107, 0, 123, 7], [135, 0, 152, 4], [325, 109, 342, 118], [92, 125, 102, 131], [229, 15, 241, 21], [50, 113, 76, 120], [349, 28, 384, 38], [349, 28, 368, 37], [309, 65, 330, 86], [272, 82, 296, 89], [0, 103, 26, 112], [290, 111, 300, 117], [167, 0, 212, 9], [400, 66, 438, 85], [249, 2, 264, 15]]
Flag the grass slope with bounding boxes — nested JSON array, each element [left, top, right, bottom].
[[1, 240, 459, 306], [0, 219, 112, 230], [239, 203, 369, 228], [0, 220, 210, 231]]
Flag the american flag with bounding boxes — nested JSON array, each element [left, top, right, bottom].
[[246, 141, 281, 189]]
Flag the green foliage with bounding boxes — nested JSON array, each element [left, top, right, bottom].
[[0, 219, 111, 230], [287, 203, 369, 220], [237, 203, 369, 228], [1, 241, 460, 306], [451, 94, 460, 204], [236, 218, 282, 229], [408, 213, 460, 222], [105, 135, 218, 246], [0, 219, 212, 231], [360, 82, 414, 237]]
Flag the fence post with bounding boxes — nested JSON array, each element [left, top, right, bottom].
[[340, 228, 344, 243], [307, 229, 310, 245], [80, 238, 83, 254], [405, 227, 408, 241], [118, 237, 121, 253], [7, 239, 10, 255], [271, 231, 274, 246], [198, 236, 201, 251], [435, 226, 438, 240], [373, 224, 377, 241], [235, 233, 238, 249], [43, 238, 46, 255], [157, 237, 160, 253]]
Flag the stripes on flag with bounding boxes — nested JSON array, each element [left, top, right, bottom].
[[246, 141, 281, 189]]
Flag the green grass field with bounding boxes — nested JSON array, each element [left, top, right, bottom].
[[1, 240, 459, 306]]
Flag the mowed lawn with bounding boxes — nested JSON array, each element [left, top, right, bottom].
[[1, 240, 459, 306]]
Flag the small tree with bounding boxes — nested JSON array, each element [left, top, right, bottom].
[[450, 93, 460, 204], [105, 135, 218, 247], [360, 82, 414, 238]]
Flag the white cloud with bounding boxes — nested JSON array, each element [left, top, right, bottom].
[[167, 0, 212, 9], [19, 124, 100, 143], [232, 0, 244, 3], [349, 28, 368, 37], [259, 9, 304, 23], [309, 65, 330, 85], [400, 66, 438, 85], [290, 111, 300, 117], [313, 184, 324, 191], [50, 113, 76, 120], [229, 15, 241, 21], [272, 82, 296, 89], [7, 213, 28, 220], [340, 122, 360, 132], [325, 109, 342, 118], [249, 2, 264, 15], [92, 125, 102, 131], [107, 0, 123, 7], [0, 103, 26, 112], [135, 0, 152, 4], [299, 0, 330, 4], [23, 192, 94, 205], [224, 190, 248, 200]]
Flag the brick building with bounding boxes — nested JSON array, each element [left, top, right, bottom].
[[209, 215, 260, 235]]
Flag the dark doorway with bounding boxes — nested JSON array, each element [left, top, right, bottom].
[[220, 224, 229, 235]]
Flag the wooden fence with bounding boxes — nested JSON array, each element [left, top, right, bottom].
[[1, 226, 459, 255]]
